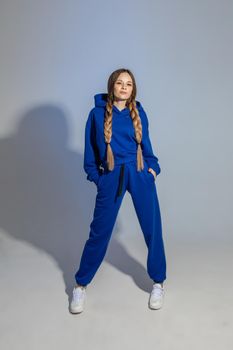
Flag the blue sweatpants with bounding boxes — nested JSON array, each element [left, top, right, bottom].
[[75, 159, 167, 286]]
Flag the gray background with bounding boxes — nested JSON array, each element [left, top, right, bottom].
[[0, 1, 232, 349]]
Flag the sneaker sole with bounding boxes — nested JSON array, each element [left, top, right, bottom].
[[148, 301, 163, 310], [70, 307, 84, 314]]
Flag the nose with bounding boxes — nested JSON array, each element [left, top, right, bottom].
[[121, 83, 127, 90]]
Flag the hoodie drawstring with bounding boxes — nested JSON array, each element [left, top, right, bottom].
[[117, 163, 125, 197]]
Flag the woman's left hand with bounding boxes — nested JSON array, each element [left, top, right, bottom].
[[148, 168, 157, 180]]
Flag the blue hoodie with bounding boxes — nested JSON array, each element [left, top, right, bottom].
[[84, 93, 161, 185]]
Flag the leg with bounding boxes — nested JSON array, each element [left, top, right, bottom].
[[75, 167, 126, 286], [128, 162, 167, 283]]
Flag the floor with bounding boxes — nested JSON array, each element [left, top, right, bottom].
[[0, 228, 232, 350]]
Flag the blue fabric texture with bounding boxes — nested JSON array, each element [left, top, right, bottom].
[[84, 93, 161, 185], [75, 159, 166, 286], [75, 93, 166, 286]]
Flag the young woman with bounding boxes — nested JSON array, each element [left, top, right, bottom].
[[70, 68, 167, 313]]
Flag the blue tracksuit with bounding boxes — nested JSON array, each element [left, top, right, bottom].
[[75, 93, 167, 285]]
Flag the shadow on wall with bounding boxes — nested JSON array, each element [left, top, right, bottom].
[[0, 104, 151, 299]]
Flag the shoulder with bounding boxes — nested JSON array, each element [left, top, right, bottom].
[[87, 106, 105, 119], [85, 107, 105, 130], [136, 99, 147, 115], [137, 102, 148, 125]]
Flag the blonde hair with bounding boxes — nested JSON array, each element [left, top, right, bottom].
[[104, 68, 144, 172]]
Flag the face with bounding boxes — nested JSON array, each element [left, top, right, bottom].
[[113, 72, 133, 102]]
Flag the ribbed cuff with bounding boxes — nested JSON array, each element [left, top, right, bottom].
[[87, 172, 100, 186]]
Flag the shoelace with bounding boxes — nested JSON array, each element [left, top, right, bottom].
[[73, 287, 85, 301], [151, 285, 164, 298]]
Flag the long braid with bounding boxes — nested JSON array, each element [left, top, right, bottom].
[[104, 99, 114, 170], [104, 97, 144, 172], [128, 100, 144, 171]]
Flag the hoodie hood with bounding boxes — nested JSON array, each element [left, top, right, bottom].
[[94, 93, 143, 113]]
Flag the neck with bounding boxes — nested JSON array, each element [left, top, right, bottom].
[[113, 100, 127, 111]]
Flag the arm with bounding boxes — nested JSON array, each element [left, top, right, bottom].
[[83, 109, 101, 185], [140, 107, 161, 177]]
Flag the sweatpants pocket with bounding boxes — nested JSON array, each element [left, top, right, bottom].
[[147, 171, 155, 182], [144, 163, 155, 183]]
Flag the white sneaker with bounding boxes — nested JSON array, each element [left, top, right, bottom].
[[70, 285, 87, 314], [149, 283, 164, 310]]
